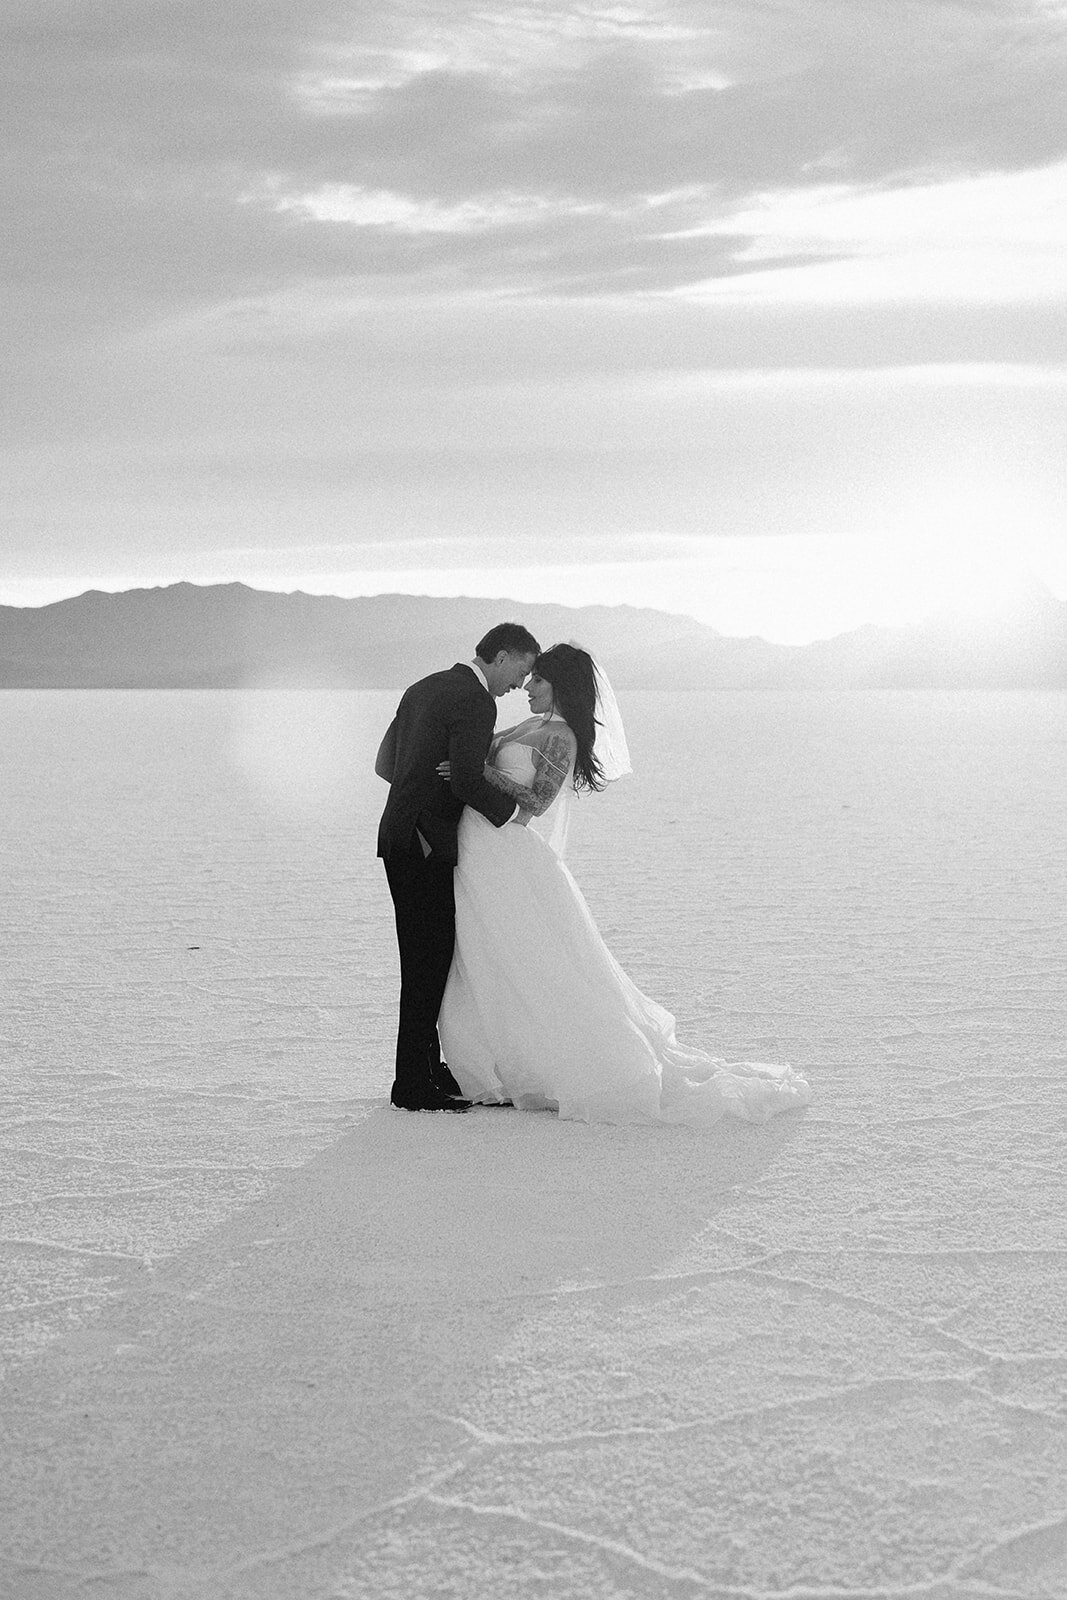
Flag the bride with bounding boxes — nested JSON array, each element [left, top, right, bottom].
[[437, 643, 811, 1126]]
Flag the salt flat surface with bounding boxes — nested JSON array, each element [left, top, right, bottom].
[[1, 689, 1065, 1598]]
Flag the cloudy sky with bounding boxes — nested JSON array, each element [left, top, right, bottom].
[[4, 0, 1066, 641]]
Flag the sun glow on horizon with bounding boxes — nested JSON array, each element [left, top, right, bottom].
[[853, 494, 1063, 632]]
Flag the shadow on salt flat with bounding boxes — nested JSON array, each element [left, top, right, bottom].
[[323, 1097, 811, 1304], [0, 1100, 811, 1600]]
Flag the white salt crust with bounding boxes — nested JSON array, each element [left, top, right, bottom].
[[1, 690, 1064, 1598]]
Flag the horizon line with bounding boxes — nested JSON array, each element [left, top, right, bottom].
[[1, 576, 1062, 655]]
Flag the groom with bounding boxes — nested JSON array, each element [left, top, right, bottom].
[[375, 622, 541, 1111]]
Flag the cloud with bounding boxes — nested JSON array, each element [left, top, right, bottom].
[[4, 0, 1066, 335], [9, 357, 1065, 563], [280, 3, 1067, 216], [4, 1, 1065, 637], [671, 161, 1067, 303]]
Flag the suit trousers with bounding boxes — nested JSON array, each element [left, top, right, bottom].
[[382, 846, 456, 1098]]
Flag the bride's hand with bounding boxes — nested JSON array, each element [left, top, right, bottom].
[[436, 760, 451, 780]]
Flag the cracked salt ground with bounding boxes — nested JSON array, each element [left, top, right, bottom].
[[1, 689, 1065, 1599]]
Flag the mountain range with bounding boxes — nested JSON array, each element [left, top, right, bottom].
[[0, 582, 1064, 690]]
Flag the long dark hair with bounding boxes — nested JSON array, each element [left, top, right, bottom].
[[534, 644, 605, 794]]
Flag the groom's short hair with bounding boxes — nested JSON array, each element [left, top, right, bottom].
[[476, 622, 541, 661]]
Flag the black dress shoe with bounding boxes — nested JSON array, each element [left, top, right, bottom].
[[429, 1062, 465, 1099], [391, 1088, 472, 1113]]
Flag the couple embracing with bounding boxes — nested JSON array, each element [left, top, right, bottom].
[[376, 623, 810, 1126]]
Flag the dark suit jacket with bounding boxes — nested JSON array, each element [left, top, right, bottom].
[[376, 664, 516, 864]]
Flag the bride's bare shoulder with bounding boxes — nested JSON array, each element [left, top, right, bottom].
[[534, 720, 577, 754]]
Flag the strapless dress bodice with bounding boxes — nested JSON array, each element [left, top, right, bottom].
[[493, 743, 538, 783]]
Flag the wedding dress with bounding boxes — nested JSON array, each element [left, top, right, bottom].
[[439, 738, 811, 1126]]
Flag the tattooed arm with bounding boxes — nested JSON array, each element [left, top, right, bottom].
[[483, 730, 576, 817]]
